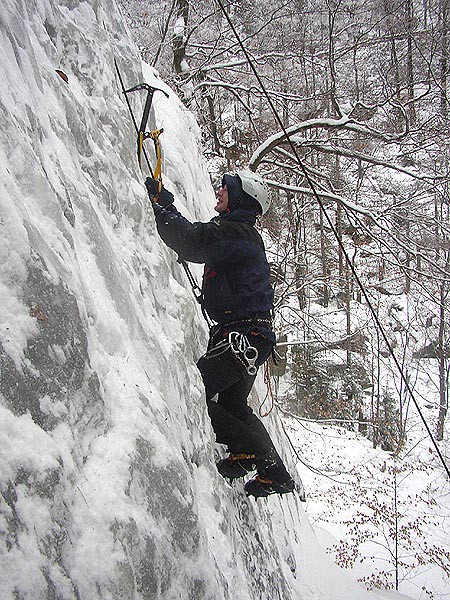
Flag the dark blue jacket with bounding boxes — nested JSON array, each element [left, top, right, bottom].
[[155, 205, 274, 332]]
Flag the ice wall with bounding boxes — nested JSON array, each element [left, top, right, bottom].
[[0, 1, 397, 599]]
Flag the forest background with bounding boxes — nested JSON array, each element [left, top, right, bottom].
[[119, 1, 449, 598]]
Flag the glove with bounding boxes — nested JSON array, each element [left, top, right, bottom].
[[145, 177, 174, 208]]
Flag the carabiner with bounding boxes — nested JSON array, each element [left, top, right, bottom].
[[228, 332, 259, 376]]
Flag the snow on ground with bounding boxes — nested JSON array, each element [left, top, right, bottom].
[[0, 0, 423, 598], [273, 287, 449, 599], [284, 413, 450, 599]]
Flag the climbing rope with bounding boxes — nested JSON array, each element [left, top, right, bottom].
[[213, 0, 450, 479], [259, 362, 274, 418]]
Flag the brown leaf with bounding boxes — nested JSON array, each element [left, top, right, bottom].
[[55, 69, 69, 84], [30, 306, 48, 322]]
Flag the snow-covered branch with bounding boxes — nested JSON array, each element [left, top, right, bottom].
[[250, 115, 408, 170]]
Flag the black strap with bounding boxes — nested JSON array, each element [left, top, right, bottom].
[[177, 257, 214, 328]]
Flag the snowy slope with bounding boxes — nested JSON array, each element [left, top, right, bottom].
[[0, 1, 413, 598]]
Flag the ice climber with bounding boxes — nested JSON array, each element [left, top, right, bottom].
[[145, 171, 295, 498]]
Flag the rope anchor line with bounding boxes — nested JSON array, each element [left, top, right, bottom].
[[213, 0, 450, 479]]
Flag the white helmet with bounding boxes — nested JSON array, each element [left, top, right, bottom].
[[237, 170, 270, 215]]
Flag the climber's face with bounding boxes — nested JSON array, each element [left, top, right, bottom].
[[215, 184, 229, 214]]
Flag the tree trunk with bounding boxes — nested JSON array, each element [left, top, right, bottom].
[[345, 261, 352, 369], [372, 332, 382, 448], [319, 207, 329, 308], [440, 0, 449, 118], [172, 0, 189, 75], [206, 94, 221, 154], [404, 219, 411, 293], [436, 254, 449, 440], [406, 0, 416, 125]]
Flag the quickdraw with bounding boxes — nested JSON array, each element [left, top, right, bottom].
[[204, 332, 259, 376], [229, 332, 259, 376]]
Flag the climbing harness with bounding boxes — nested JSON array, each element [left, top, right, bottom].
[[204, 332, 259, 376], [216, 314, 272, 330]]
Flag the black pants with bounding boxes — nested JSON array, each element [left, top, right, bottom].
[[197, 331, 290, 480]]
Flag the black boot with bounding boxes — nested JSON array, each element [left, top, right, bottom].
[[216, 453, 257, 480], [244, 475, 296, 498], [255, 448, 292, 483]]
